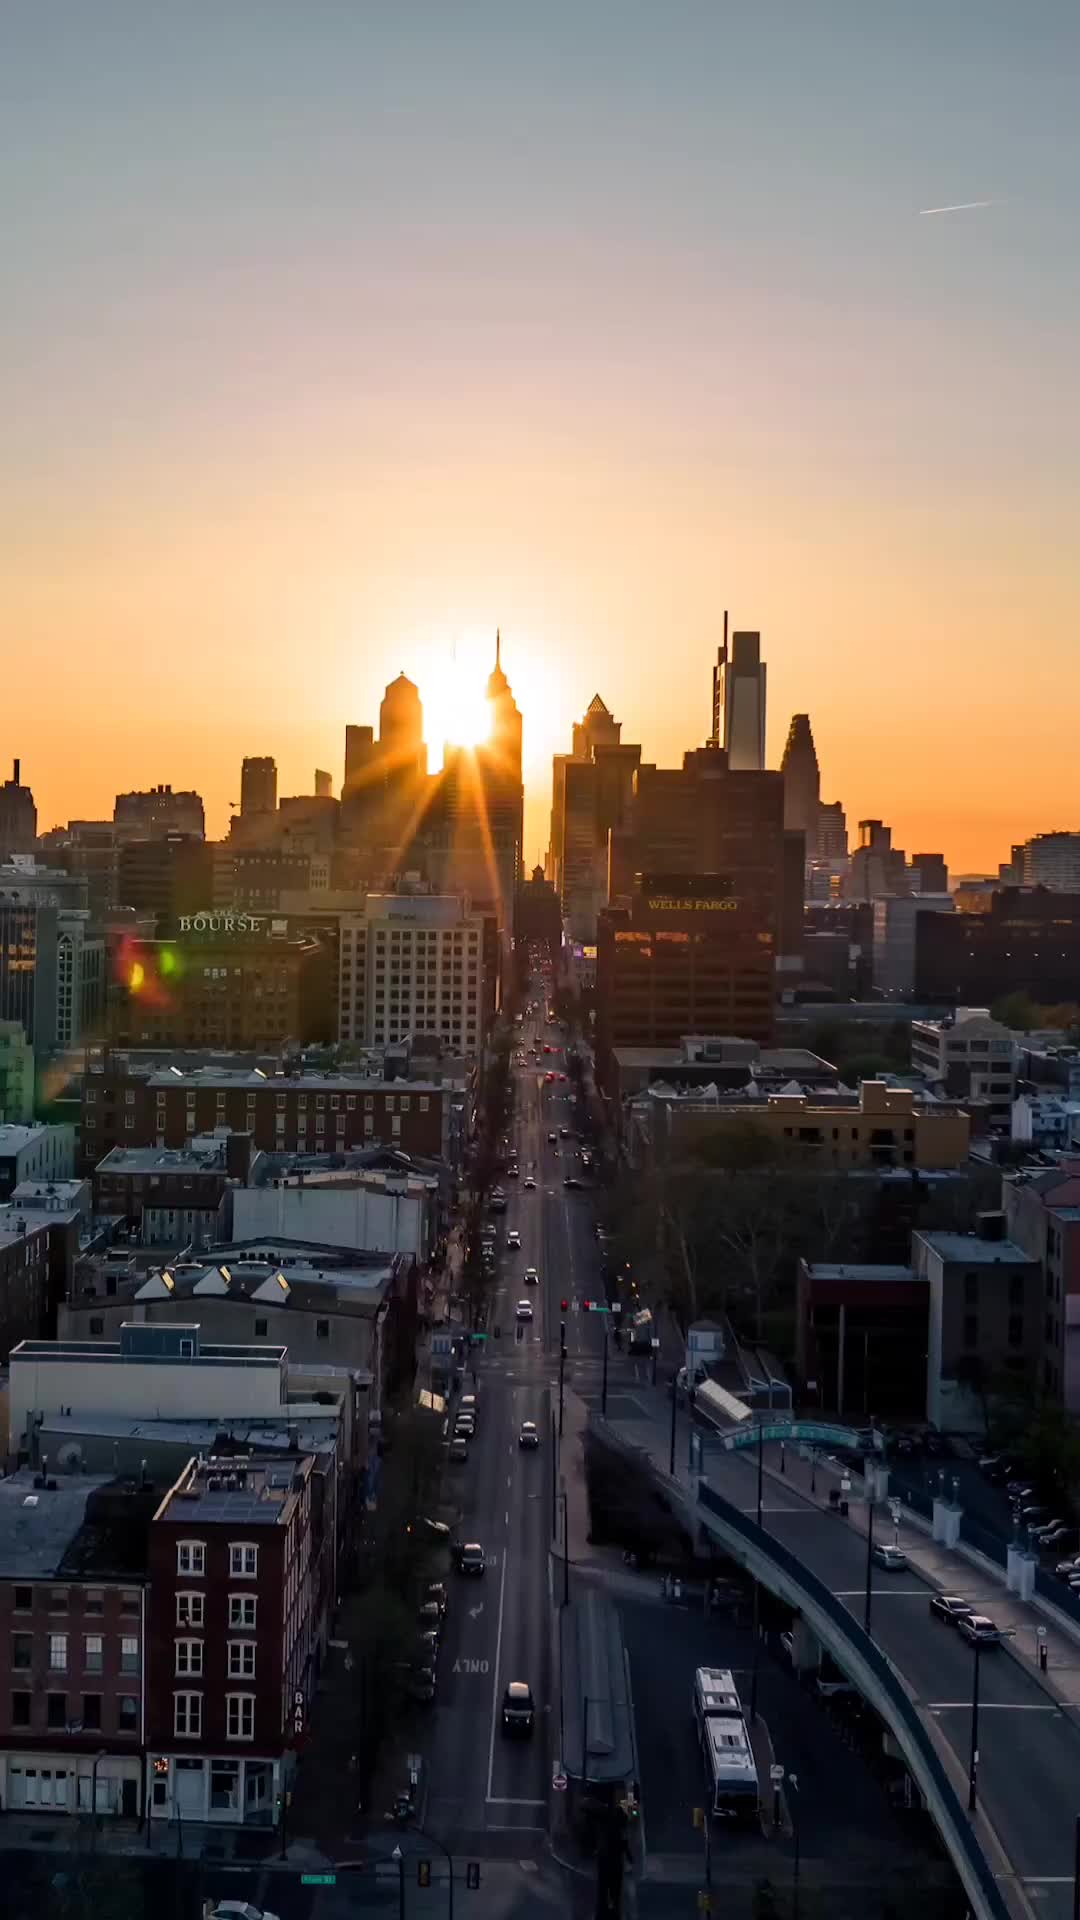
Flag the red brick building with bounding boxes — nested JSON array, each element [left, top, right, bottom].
[[81, 1056, 461, 1175], [146, 1452, 315, 1828], [0, 1472, 153, 1818]]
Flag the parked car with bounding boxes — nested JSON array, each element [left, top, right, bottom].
[[1007, 1479, 1036, 1499], [448, 1437, 469, 1464], [416, 1601, 444, 1636], [1055, 1556, 1080, 1577], [930, 1594, 974, 1626], [208, 1906, 281, 1920], [422, 1582, 448, 1616], [394, 1662, 436, 1705], [1038, 1527, 1076, 1551]]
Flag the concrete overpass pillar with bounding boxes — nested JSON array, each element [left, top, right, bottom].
[[932, 1499, 961, 1547], [1007, 1544, 1035, 1600], [791, 1618, 821, 1673]]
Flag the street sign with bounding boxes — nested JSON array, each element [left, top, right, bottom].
[[769, 1763, 785, 1783], [301, 1873, 337, 1885]]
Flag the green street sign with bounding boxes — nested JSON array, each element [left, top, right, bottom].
[[301, 1873, 337, 1885]]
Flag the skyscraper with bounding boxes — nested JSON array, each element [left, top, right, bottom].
[[547, 695, 640, 940], [780, 715, 821, 836], [0, 760, 38, 857], [713, 629, 767, 771], [240, 756, 277, 817]]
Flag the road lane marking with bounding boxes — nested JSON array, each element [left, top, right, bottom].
[[928, 1702, 1058, 1711], [486, 1797, 547, 1807], [485, 1546, 509, 1801], [833, 1589, 928, 1598]]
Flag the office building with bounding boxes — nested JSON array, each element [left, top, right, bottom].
[[848, 820, 909, 902], [0, 760, 38, 856], [341, 891, 488, 1056], [107, 921, 334, 1052], [713, 627, 766, 771], [113, 787, 205, 844], [626, 1078, 970, 1173], [1004, 833, 1080, 892], [915, 888, 1080, 1006], [780, 714, 820, 838], [871, 893, 954, 998], [1004, 1158, 1080, 1405], [911, 852, 949, 894], [914, 1216, 1040, 1433], [547, 696, 641, 941], [116, 834, 216, 934], [611, 749, 786, 931], [0, 1020, 34, 1123], [0, 1472, 151, 1820], [797, 1261, 929, 1419], [240, 757, 277, 819], [0, 894, 58, 1056], [910, 1008, 1017, 1125], [596, 872, 777, 1078]]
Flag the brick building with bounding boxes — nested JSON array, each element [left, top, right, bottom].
[[0, 1471, 153, 1818], [108, 925, 335, 1053], [915, 887, 1080, 1006], [92, 1133, 256, 1245], [146, 1451, 316, 1827], [81, 1058, 464, 1176]]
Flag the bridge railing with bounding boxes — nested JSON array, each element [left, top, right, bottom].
[[697, 1480, 1012, 1920]]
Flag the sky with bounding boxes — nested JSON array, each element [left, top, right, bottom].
[[2, 1, 1078, 874]]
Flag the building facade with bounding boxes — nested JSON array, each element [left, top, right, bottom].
[[914, 1217, 1040, 1432], [146, 1451, 315, 1828], [915, 888, 1080, 1006]]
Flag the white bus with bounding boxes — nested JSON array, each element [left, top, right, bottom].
[[693, 1667, 759, 1821]]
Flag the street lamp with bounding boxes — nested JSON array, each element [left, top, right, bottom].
[[391, 1842, 405, 1920], [968, 1628, 1016, 1812], [864, 1491, 876, 1636], [789, 1772, 801, 1920]]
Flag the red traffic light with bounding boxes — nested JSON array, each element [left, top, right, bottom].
[[561, 1298, 569, 1311]]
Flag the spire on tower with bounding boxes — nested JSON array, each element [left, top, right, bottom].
[[495, 627, 501, 670]]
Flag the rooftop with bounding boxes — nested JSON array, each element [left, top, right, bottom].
[[0, 1123, 50, 1155], [38, 1409, 348, 1458], [916, 1231, 1037, 1265], [141, 1064, 459, 1093], [804, 1263, 919, 1283], [134, 1250, 396, 1311], [0, 1470, 116, 1578], [156, 1452, 313, 1526]]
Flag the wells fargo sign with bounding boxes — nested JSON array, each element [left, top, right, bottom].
[[645, 896, 739, 912]]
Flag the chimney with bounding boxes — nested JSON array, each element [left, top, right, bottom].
[[13, 758, 20, 785]]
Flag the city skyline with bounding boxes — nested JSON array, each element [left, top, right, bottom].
[[5, 4, 1079, 872]]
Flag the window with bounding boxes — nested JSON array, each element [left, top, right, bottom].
[[49, 1634, 68, 1672], [49, 1589, 68, 1612], [120, 1589, 139, 1615], [316, 1318, 330, 1340], [47, 1692, 68, 1729], [229, 1594, 257, 1630], [118, 1695, 138, 1733], [963, 1272, 978, 1306], [177, 1541, 205, 1577], [254, 1316, 268, 1337], [175, 1639, 203, 1677], [12, 1633, 32, 1669], [1008, 1314, 1025, 1349], [84, 1635, 103, 1674], [226, 1693, 255, 1741], [121, 1636, 139, 1674], [176, 1591, 204, 1628], [82, 1693, 102, 1730], [174, 1692, 202, 1738], [85, 1590, 104, 1617], [419, 1095, 430, 1113], [11, 1691, 31, 1728], [229, 1543, 258, 1579], [89, 1315, 104, 1336], [228, 1640, 256, 1679], [13, 1585, 32, 1612], [963, 1313, 979, 1350]]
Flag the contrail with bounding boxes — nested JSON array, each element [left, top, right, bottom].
[[919, 199, 996, 216]]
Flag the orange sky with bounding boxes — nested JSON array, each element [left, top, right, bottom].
[[4, 6, 1078, 879]]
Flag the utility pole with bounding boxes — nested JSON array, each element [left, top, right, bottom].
[[559, 1322, 566, 1438], [669, 1370, 678, 1476], [756, 1417, 764, 1529], [601, 1320, 608, 1417], [864, 1494, 875, 1636]]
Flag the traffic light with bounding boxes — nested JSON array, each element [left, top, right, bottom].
[[560, 1298, 569, 1312], [417, 1861, 431, 1888]]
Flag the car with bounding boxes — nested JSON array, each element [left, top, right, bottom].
[[454, 1417, 476, 1440], [208, 1907, 280, 1920], [501, 1680, 535, 1736], [1019, 1504, 1050, 1525], [524, 1266, 539, 1285], [559, 1126, 570, 1138], [524, 1175, 536, 1190], [547, 1131, 558, 1144], [1038, 1526, 1075, 1550], [506, 1163, 519, 1178], [563, 1175, 582, 1189], [516, 1299, 534, 1321], [422, 1582, 448, 1616], [457, 1542, 486, 1576], [205, 1907, 274, 1920], [419, 1516, 451, 1542], [506, 1228, 521, 1250], [459, 1393, 478, 1416], [957, 1613, 1002, 1647], [414, 1629, 441, 1664], [1030, 1516, 1066, 1539], [1056, 1556, 1080, 1577], [448, 1437, 469, 1463], [394, 1663, 436, 1705], [930, 1593, 974, 1626], [872, 1543, 909, 1571], [1007, 1479, 1036, 1498], [416, 1601, 444, 1635], [544, 1044, 552, 1054], [519, 1421, 540, 1449]]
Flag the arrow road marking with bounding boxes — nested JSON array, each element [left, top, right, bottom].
[[469, 1602, 484, 1619]]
